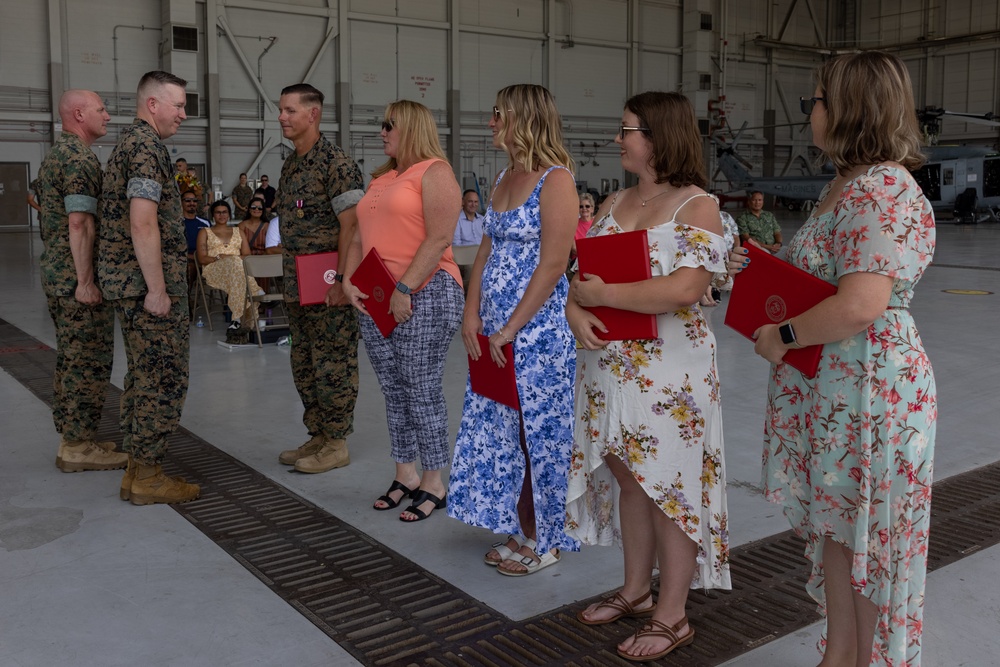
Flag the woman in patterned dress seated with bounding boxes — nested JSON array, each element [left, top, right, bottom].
[[196, 200, 262, 330], [735, 51, 937, 666], [565, 91, 731, 662]]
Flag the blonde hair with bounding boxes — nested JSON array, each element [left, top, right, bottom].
[[495, 85, 574, 173], [372, 100, 449, 178], [579, 192, 595, 207], [816, 51, 926, 172]]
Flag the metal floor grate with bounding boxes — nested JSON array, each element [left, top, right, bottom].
[[3, 317, 998, 666]]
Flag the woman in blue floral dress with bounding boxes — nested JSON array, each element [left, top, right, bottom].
[[565, 92, 731, 662], [448, 84, 580, 575], [747, 52, 936, 666]]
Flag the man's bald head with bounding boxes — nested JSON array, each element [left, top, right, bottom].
[[58, 90, 110, 146]]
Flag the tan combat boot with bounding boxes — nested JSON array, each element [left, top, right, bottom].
[[294, 438, 350, 473], [128, 462, 200, 506], [56, 438, 129, 473], [119, 457, 135, 501], [278, 433, 326, 465]]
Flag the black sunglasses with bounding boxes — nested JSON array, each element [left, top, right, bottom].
[[381, 120, 394, 132], [249, 205, 263, 211], [800, 96, 826, 115]]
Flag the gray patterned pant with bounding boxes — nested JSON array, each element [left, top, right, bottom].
[[360, 271, 463, 470]]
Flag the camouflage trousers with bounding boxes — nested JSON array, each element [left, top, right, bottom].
[[113, 295, 190, 464], [46, 295, 114, 441], [286, 301, 359, 440]]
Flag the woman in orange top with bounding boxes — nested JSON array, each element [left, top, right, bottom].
[[343, 100, 464, 522]]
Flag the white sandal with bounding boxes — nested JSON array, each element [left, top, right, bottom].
[[497, 538, 560, 577], [484, 534, 526, 566]]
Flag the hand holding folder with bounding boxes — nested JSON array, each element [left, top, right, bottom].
[[575, 230, 658, 341], [295, 252, 339, 305], [723, 244, 837, 378], [350, 248, 399, 338], [468, 333, 520, 409]]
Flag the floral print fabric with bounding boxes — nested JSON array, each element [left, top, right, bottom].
[[762, 165, 937, 666], [448, 167, 579, 555], [565, 195, 732, 590]]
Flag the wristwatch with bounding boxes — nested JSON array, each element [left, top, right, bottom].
[[778, 320, 801, 348], [395, 281, 412, 295], [334, 273, 344, 283]]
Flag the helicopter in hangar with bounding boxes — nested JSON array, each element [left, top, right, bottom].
[[713, 107, 1000, 222]]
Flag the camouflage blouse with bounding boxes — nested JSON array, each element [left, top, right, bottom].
[[98, 118, 185, 299], [276, 133, 363, 301], [35, 132, 101, 297]]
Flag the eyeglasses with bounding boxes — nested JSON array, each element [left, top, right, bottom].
[[381, 120, 394, 132], [493, 106, 514, 120], [213, 210, 229, 216], [799, 96, 826, 115], [249, 206, 263, 211], [618, 124, 650, 138]]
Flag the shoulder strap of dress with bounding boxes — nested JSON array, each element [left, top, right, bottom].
[[488, 168, 508, 209], [670, 192, 715, 221], [609, 189, 623, 214]]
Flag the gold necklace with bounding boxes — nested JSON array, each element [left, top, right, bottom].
[[637, 188, 670, 207]]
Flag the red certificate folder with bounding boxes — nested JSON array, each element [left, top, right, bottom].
[[468, 334, 520, 410], [295, 251, 339, 306], [576, 230, 657, 341], [350, 247, 398, 338], [724, 244, 837, 379]]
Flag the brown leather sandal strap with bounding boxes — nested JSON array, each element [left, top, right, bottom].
[[639, 617, 686, 645]]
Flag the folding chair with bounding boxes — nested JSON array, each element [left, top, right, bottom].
[[192, 259, 227, 330], [243, 254, 288, 348]]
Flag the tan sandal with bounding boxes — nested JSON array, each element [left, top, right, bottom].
[[617, 616, 695, 662], [576, 590, 656, 625]]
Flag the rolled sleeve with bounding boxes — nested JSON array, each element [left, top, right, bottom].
[[127, 177, 163, 202], [64, 194, 98, 215], [265, 218, 281, 248], [332, 189, 364, 215]]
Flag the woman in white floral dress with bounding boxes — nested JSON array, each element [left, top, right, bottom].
[[746, 52, 936, 666], [565, 92, 731, 662]]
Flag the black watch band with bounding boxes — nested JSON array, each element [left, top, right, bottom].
[[334, 273, 344, 283], [778, 321, 797, 346], [395, 281, 412, 295]]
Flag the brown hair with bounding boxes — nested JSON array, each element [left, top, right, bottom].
[[371, 100, 449, 179], [495, 84, 574, 173], [815, 51, 925, 171], [280, 83, 324, 107], [624, 92, 706, 188]]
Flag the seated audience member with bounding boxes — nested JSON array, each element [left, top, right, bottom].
[[453, 189, 484, 246], [196, 200, 263, 331], [183, 192, 210, 287], [736, 190, 782, 253], [239, 197, 270, 255], [264, 216, 282, 255]]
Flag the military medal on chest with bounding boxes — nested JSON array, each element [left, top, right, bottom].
[[296, 199, 305, 218]]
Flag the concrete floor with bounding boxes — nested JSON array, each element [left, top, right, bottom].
[[1, 215, 998, 666]]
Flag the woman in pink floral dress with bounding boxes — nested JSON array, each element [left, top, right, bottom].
[[565, 92, 731, 662], [748, 52, 936, 666]]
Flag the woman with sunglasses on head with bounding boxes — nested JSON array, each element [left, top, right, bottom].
[[341, 100, 464, 523], [448, 84, 580, 575], [196, 200, 263, 331], [564, 91, 731, 662], [728, 52, 936, 667]]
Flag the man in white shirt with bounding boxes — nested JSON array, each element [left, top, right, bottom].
[[264, 216, 282, 254], [453, 189, 484, 246]]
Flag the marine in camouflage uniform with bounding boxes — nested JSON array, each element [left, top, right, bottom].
[[35, 91, 124, 472], [98, 109, 189, 469], [274, 83, 365, 472]]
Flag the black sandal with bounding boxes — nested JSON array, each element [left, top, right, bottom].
[[373, 480, 414, 511], [399, 490, 446, 522]]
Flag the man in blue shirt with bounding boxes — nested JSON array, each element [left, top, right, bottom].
[[453, 189, 484, 246], [182, 192, 210, 288]]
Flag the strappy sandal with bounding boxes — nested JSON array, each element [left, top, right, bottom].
[[484, 534, 527, 566], [617, 616, 695, 662], [576, 590, 656, 625], [399, 490, 446, 522], [373, 480, 415, 511], [497, 538, 560, 577]]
